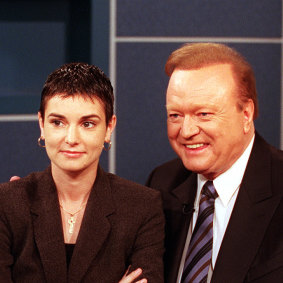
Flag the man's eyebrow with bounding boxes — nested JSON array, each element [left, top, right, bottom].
[[166, 104, 180, 110]]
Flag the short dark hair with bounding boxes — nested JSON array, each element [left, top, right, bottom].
[[39, 62, 114, 124], [165, 43, 258, 119]]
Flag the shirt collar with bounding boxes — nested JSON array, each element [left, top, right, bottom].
[[197, 134, 255, 207]]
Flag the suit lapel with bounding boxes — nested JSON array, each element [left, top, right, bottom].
[[212, 134, 281, 282], [166, 173, 197, 282], [29, 168, 67, 283], [172, 172, 197, 210], [68, 167, 115, 282]]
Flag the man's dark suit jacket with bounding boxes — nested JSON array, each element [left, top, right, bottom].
[[147, 133, 283, 283], [0, 166, 164, 283]]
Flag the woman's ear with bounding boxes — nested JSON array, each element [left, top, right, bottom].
[[38, 112, 45, 138], [105, 115, 117, 142]]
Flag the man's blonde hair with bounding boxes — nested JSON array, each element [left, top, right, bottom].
[[165, 43, 258, 119]]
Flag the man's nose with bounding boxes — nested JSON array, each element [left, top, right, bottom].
[[180, 116, 200, 138]]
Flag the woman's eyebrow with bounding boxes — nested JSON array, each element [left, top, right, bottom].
[[47, 113, 65, 118]]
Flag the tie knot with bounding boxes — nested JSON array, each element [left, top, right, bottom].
[[202, 181, 218, 200]]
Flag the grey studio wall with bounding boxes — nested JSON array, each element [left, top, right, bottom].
[[0, 0, 282, 185]]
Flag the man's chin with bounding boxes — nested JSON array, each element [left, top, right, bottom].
[[180, 159, 209, 174]]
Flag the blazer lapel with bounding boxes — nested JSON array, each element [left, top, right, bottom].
[[212, 134, 281, 282], [29, 168, 67, 283], [68, 167, 115, 282]]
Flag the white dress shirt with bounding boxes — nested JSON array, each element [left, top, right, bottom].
[[177, 135, 255, 283]]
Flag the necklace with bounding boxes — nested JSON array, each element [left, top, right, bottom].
[[59, 202, 87, 234]]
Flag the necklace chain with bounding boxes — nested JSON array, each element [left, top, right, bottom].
[[59, 202, 87, 234], [59, 202, 87, 216]]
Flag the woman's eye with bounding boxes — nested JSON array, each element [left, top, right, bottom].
[[83, 121, 95, 128], [52, 120, 63, 127]]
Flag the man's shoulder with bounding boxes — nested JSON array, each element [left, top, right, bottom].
[[106, 171, 160, 196], [253, 133, 283, 169], [153, 158, 186, 171], [146, 158, 192, 190]]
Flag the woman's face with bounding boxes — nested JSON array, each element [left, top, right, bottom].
[[38, 95, 116, 176]]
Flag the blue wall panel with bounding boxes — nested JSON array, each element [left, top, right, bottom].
[[116, 43, 176, 183], [117, 0, 281, 37], [0, 122, 49, 183], [0, 22, 66, 114]]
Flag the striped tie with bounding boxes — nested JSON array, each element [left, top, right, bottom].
[[181, 181, 218, 283]]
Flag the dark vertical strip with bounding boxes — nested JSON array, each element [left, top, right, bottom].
[[66, 0, 91, 63], [90, 0, 110, 75]]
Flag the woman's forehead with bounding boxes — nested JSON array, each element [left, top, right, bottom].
[[44, 95, 105, 116]]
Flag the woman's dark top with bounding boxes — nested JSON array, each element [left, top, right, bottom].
[[65, 244, 75, 268]]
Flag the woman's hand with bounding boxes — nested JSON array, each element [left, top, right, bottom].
[[119, 267, 147, 283]]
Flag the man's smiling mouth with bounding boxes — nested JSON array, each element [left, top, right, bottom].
[[185, 143, 206, 149]]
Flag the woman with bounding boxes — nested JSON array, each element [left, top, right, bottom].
[[0, 63, 164, 282]]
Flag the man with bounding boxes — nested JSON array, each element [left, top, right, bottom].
[[146, 43, 283, 282]]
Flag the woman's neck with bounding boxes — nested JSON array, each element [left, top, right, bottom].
[[51, 165, 97, 202]]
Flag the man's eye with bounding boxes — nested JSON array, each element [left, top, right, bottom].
[[196, 112, 213, 120], [169, 113, 179, 119], [198, 112, 213, 117], [168, 113, 183, 123]]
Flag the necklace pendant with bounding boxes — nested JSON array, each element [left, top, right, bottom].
[[68, 216, 76, 234]]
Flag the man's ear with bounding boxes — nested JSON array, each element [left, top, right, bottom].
[[243, 99, 254, 134]]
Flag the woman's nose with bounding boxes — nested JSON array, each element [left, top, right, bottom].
[[65, 126, 79, 145]]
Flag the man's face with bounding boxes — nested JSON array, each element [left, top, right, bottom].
[[166, 64, 254, 180]]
